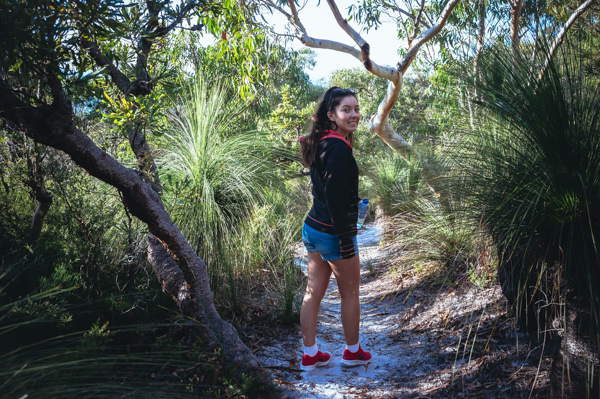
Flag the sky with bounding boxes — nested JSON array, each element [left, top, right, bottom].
[[267, 1, 404, 83]]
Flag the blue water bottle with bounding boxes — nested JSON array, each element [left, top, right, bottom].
[[357, 199, 369, 228]]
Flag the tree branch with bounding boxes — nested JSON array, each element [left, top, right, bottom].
[[0, 70, 263, 374], [368, 0, 460, 159], [538, 0, 595, 80], [387, 4, 431, 29], [325, 0, 401, 82], [80, 1, 202, 97], [275, 0, 401, 83], [397, 0, 460, 75], [80, 35, 139, 95], [410, 0, 427, 44]]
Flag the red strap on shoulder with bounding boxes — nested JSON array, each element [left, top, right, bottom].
[[320, 130, 352, 148], [298, 130, 352, 149]]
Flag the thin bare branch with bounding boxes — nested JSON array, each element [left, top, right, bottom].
[[398, 0, 461, 75], [539, 0, 595, 80], [410, 0, 426, 43], [388, 4, 431, 29]]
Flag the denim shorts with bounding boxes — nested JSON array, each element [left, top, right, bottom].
[[302, 223, 358, 261]]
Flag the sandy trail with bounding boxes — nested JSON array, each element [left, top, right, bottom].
[[254, 218, 546, 398]]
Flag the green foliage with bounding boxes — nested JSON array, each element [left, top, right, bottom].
[[388, 191, 494, 286], [366, 149, 423, 215], [453, 40, 600, 341], [0, 188, 261, 399], [228, 183, 309, 322], [1, 294, 255, 398], [264, 85, 317, 146], [158, 76, 280, 300]]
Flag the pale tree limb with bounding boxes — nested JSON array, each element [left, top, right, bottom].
[[372, 0, 460, 158], [270, 0, 400, 82], [538, 0, 596, 80], [267, 0, 460, 169]]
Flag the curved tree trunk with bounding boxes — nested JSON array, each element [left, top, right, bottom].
[[0, 77, 270, 384]]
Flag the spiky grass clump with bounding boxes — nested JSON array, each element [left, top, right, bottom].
[[367, 150, 423, 215], [387, 192, 495, 288], [159, 77, 274, 297], [454, 41, 600, 396], [458, 44, 600, 333]]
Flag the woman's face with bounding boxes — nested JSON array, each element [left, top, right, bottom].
[[327, 95, 360, 137]]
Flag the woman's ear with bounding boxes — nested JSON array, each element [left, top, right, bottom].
[[327, 111, 335, 121]]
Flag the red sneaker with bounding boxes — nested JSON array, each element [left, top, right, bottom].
[[301, 350, 331, 371], [341, 345, 372, 367]]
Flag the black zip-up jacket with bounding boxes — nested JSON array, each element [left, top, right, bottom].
[[304, 133, 359, 259]]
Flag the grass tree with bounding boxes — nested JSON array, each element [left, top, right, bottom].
[[159, 77, 271, 302], [456, 43, 600, 397]]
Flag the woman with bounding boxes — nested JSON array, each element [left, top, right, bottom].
[[298, 86, 372, 371]]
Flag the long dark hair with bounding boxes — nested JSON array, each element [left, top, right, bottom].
[[300, 86, 357, 167]]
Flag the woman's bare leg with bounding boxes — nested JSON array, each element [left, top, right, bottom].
[[329, 255, 361, 345], [300, 251, 332, 347]]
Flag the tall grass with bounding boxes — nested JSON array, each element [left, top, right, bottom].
[[367, 142, 493, 286], [158, 77, 275, 299], [386, 191, 495, 287], [0, 243, 260, 398], [1, 297, 249, 398], [367, 150, 423, 215], [228, 182, 309, 322]]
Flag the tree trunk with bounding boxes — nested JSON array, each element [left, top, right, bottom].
[[474, 0, 485, 100], [510, 0, 524, 62], [28, 196, 52, 245], [551, 304, 600, 398]]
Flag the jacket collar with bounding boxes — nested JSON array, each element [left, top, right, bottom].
[[320, 130, 352, 148]]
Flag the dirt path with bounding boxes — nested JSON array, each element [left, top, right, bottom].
[[253, 219, 552, 398]]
